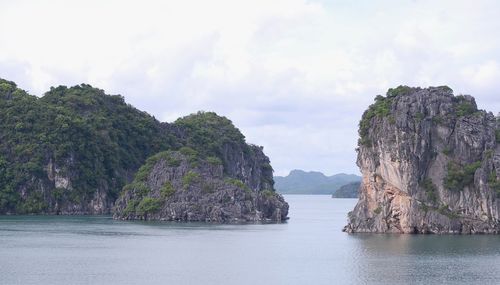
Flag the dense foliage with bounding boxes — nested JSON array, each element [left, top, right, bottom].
[[454, 95, 478, 117], [174, 111, 248, 159], [444, 161, 481, 191], [0, 79, 277, 214], [0, 79, 177, 213], [386, 85, 413, 98], [358, 92, 395, 146]]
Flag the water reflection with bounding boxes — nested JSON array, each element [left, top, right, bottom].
[[349, 234, 500, 284]]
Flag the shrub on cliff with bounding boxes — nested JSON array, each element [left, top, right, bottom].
[[454, 96, 477, 117], [444, 161, 481, 191], [421, 178, 438, 203], [386, 85, 413, 98], [489, 172, 500, 197], [358, 92, 394, 146], [136, 197, 161, 215]]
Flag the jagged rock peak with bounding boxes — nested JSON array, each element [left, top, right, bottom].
[[345, 85, 500, 234]]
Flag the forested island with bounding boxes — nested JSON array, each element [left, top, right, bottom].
[[0, 78, 288, 221], [274, 170, 360, 195]]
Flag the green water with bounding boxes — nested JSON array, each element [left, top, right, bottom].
[[1, 195, 499, 284]]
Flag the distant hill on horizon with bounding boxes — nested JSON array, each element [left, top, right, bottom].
[[274, 169, 361, 195], [332, 181, 361, 198]]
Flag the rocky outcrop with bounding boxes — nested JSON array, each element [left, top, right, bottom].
[[344, 86, 500, 234], [113, 150, 288, 222], [113, 111, 289, 222]]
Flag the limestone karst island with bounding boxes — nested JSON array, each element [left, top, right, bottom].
[[0, 78, 288, 222], [345, 86, 500, 234]]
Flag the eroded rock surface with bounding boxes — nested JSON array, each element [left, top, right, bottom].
[[113, 151, 288, 222], [344, 86, 500, 234]]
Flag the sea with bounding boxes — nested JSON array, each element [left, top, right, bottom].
[[1, 195, 499, 285]]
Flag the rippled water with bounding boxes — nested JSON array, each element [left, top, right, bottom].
[[1, 195, 500, 285]]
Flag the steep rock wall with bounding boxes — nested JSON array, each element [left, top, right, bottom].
[[344, 86, 500, 234], [113, 151, 288, 222]]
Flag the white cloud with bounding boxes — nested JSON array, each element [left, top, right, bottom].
[[462, 61, 500, 88], [1, 0, 500, 176]]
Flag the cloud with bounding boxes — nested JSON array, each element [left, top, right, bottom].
[[1, 0, 500, 175]]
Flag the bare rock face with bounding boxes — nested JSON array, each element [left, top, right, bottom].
[[113, 150, 288, 222], [344, 86, 500, 234]]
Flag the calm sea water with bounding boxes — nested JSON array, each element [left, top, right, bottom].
[[1, 195, 500, 285]]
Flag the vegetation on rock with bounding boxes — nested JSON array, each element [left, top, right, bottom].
[[0, 79, 179, 213], [347, 85, 500, 234], [114, 151, 288, 222], [160, 182, 175, 198], [443, 161, 481, 192], [182, 171, 200, 189], [358, 94, 393, 146], [454, 95, 478, 117], [489, 172, 500, 197], [136, 197, 162, 215], [421, 178, 438, 203], [174, 112, 247, 160], [386, 85, 413, 98]]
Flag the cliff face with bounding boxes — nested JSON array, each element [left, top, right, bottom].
[[173, 112, 275, 192], [114, 112, 288, 222], [344, 86, 500, 234], [113, 150, 288, 222]]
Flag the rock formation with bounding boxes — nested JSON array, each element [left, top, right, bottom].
[[113, 150, 288, 222], [0, 78, 288, 220], [344, 86, 500, 234]]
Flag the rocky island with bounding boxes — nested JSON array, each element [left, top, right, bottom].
[[0, 78, 288, 222], [114, 112, 288, 222], [344, 86, 500, 234]]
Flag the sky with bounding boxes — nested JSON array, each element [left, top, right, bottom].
[[1, 0, 499, 176]]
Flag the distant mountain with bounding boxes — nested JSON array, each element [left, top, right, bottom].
[[274, 170, 361, 195], [332, 182, 360, 198]]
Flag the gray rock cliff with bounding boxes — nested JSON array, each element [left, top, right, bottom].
[[344, 86, 500, 234], [113, 150, 288, 222]]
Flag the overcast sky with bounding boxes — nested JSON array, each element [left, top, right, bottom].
[[1, 0, 499, 176]]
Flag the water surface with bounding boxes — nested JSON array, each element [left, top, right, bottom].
[[1, 195, 499, 284]]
